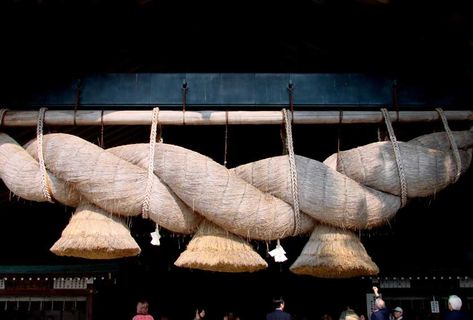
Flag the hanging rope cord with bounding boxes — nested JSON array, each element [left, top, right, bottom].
[[0, 108, 7, 127], [336, 110, 346, 174], [381, 108, 408, 208], [223, 111, 229, 167], [36, 107, 53, 203], [436, 107, 462, 182], [98, 110, 105, 148], [282, 109, 301, 236], [142, 107, 160, 219]]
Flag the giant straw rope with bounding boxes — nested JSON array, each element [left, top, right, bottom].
[[1, 129, 472, 238], [1, 110, 472, 275]]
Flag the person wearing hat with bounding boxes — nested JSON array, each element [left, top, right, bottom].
[[393, 307, 404, 320]]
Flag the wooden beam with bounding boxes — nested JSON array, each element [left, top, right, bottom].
[[1, 109, 472, 126]]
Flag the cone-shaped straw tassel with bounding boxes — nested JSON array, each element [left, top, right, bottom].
[[290, 224, 379, 278], [50, 201, 141, 259], [174, 220, 268, 272]]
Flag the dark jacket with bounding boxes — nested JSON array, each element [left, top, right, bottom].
[[370, 308, 390, 320], [445, 310, 471, 320], [266, 309, 292, 320]]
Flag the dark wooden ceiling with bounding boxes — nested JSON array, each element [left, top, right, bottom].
[[0, 0, 472, 79]]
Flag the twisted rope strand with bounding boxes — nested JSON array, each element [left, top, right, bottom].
[[282, 109, 301, 236], [224, 111, 229, 167], [36, 107, 53, 203], [436, 108, 462, 182], [336, 110, 346, 174], [381, 108, 407, 207], [142, 107, 160, 219]]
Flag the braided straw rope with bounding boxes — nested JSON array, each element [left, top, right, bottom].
[[0, 133, 81, 206], [22, 133, 201, 234], [436, 107, 462, 182], [323, 132, 473, 198], [282, 109, 301, 236], [109, 142, 315, 239], [1, 118, 472, 274], [233, 154, 400, 230], [1, 121, 472, 238], [381, 108, 408, 207], [142, 107, 160, 219], [36, 108, 53, 203]]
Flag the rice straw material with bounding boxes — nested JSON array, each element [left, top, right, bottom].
[[109, 144, 315, 240], [233, 155, 400, 230], [50, 201, 141, 259], [323, 141, 472, 197], [36, 107, 53, 203], [174, 220, 268, 272], [290, 224, 379, 278], [0, 133, 80, 206], [408, 130, 473, 151], [381, 107, 408, 207], [25, 133, 200, 234]]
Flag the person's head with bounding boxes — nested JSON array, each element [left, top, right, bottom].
[[448, 295, 462, 311], [393, 307, 403, 318], [375, 298, 386, 310], [137, 300, 149, 315], [196, 308, 206, 318], [225, 312, 236, 320], [345, 310, 360, 320], [273, 298, 285, 310], [322, 313, 333, 320]]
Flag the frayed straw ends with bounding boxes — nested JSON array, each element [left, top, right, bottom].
[[50, 202, 141, 259], [290, 224, 379, 278], [174, 220, 268, 273]]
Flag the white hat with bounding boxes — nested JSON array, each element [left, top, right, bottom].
[[393, 307, 403, 313]]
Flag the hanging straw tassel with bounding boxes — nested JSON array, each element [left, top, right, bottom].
[[50, 201, 141, 259], [290, 224, 379, 278], [174, 220, 268, 273]]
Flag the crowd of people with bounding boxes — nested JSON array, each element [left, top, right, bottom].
[[369, 286, 471, 320], [131, 287, 472, 320]]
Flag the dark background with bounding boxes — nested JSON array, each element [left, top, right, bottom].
[[0, 0, 472, 76], [1, 0, 473, 319]]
